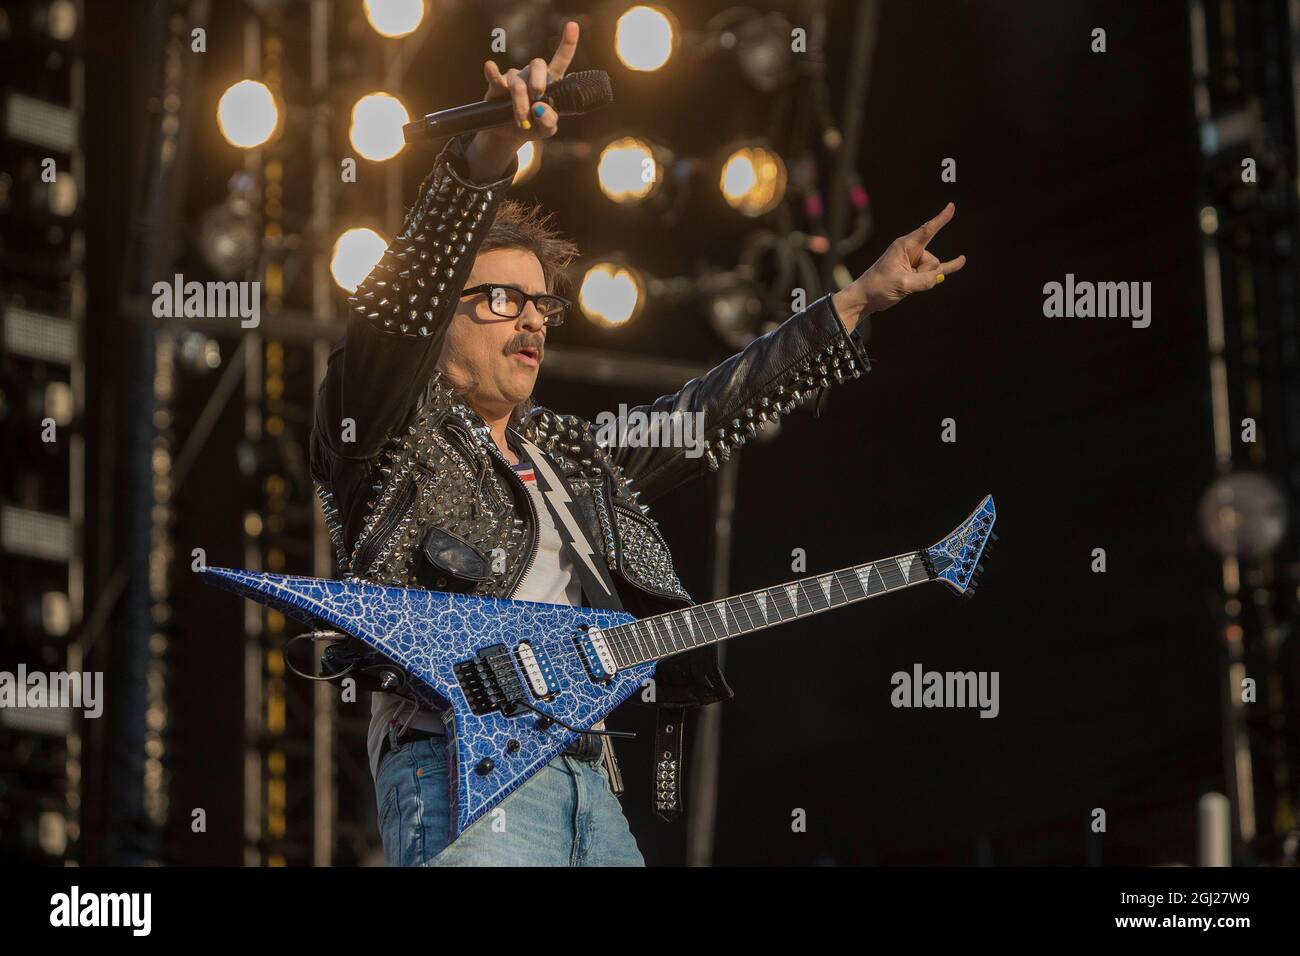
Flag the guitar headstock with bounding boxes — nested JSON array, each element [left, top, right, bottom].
[[923, 494, 997, 597]]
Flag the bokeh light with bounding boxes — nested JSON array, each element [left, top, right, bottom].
[[720, 145, 787, 217], [363, 0, 425, 38], [597, 136, 659, 203], [615, 6, 676, 72], [217, 80, 279, 149], [331, 228, 388, 292], [579, 261, 645, 327], [350, 92, 410, 161]]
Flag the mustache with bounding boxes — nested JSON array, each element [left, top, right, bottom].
[[503, 333, 545, 361]]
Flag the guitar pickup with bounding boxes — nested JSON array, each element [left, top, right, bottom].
[[515, 640, 562, 699], [576, 626, 617, 681]]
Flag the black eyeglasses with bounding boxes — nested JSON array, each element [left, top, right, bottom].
[[461, 284, 569, 327]]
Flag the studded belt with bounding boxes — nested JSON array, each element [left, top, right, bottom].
[[380, 727, 606, 766]]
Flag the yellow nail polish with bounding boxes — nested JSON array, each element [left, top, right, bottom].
[[520, 118, 532, 130], [935, 273, 945, 284]]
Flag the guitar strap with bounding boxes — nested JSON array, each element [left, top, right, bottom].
[[519, 437, 686, 819], [652, 705, 685, 822]]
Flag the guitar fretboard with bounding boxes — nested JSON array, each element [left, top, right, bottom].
[[601, 551, 930, 668]]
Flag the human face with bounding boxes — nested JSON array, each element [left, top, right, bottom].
[[436, 247, 549, 422]]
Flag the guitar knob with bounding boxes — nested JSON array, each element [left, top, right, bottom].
[[506, 739, 521, 754], [475, 758, 495, 775]]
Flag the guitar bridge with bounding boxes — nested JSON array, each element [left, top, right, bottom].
[[454, 644, 527, 716]]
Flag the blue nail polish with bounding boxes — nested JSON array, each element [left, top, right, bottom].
[[533, 103, 545, 117]]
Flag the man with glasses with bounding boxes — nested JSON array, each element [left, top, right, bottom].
[[310, 21, 964, 866]]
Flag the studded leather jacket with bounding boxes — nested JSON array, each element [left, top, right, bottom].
[[308, 135, 870, 721]]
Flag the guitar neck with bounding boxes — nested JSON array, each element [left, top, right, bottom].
[[600, 550, 932, 669]]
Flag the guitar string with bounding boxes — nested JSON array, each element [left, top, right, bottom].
[[378, 526, 990, 717], [419, 562, 919, 730], [596, 560, 925, 665], [507, 557, 916, 658], [487, 538, 993, 671], [425, 528, 988, 680], [469, 552, 938, 673]]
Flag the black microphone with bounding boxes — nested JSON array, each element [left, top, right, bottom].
[[403, 70, 613, 143]]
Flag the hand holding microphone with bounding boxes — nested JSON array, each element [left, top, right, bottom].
[[405, 21, 612, 182]]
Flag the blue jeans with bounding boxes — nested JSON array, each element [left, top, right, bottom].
[[374, 726, 645, 866]]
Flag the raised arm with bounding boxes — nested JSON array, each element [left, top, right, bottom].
[[606, 294, 870, 504], [315, 22, 582, 462], [316, 138, 513, 462], [607, 203, 966, 504]]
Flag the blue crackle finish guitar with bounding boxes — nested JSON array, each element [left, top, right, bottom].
[[202, 495, 997, 839]]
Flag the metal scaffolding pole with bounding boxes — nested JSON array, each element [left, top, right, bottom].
[[685, 456, 741, 866], [1190, 0, 1300, 864], [310, 0, 336, 868], [105, 0, 206, 865]]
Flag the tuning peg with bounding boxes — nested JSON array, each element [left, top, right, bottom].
[[975, 563, 985, 576], [989, 532, 999, 543]]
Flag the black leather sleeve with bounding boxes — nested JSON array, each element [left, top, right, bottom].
[[310, 136, 515, 554], [317, 135, 516, 464], [606, 294, 869, 504]]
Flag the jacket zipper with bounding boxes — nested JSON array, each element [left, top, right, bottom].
[[354, 477, 417, 576], [433, 418, 541, 595], [445, 418, 540, 596], [445, 421, 503, 517], [499, 427, 540, 597]]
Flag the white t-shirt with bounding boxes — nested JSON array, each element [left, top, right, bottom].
[[366, 453, 583, 778]]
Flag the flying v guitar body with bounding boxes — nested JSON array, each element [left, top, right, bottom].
[[203, 493, 997, 844], [203, 568, 652, 838]]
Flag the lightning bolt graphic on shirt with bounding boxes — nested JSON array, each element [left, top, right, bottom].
[[517, 437, 612, 596]]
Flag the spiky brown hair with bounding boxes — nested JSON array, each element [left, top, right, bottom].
[[478, 199, 579, 294]]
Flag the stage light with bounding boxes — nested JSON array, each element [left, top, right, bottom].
[[38, 811, 67, 856], [363, 0, 425, 38], [44, 381, 73, 426], [579, 261, 645, 328], [42, 591, 71, 638], [179, 332, 222, 372], [707, 281, 764, 350], [217, 80, 279, 149], [597, 136, 659, 203], [514, 140, 541, 185], [1, 505, 72, 561], [350, 92, 409, 161], [199, 173, 259, 279], [1199, 206, 1219, 235], [5, 92, 76, 151], [331, 227, 388, 292], [720, 145, 787, 217], [48, 172, 76, 216], [615, 5, 676, 72], [727, 13, 795, 92], [1199, 472, 1286, 558], [3, 304, 74, 364], [47, 0, 77, 40]]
